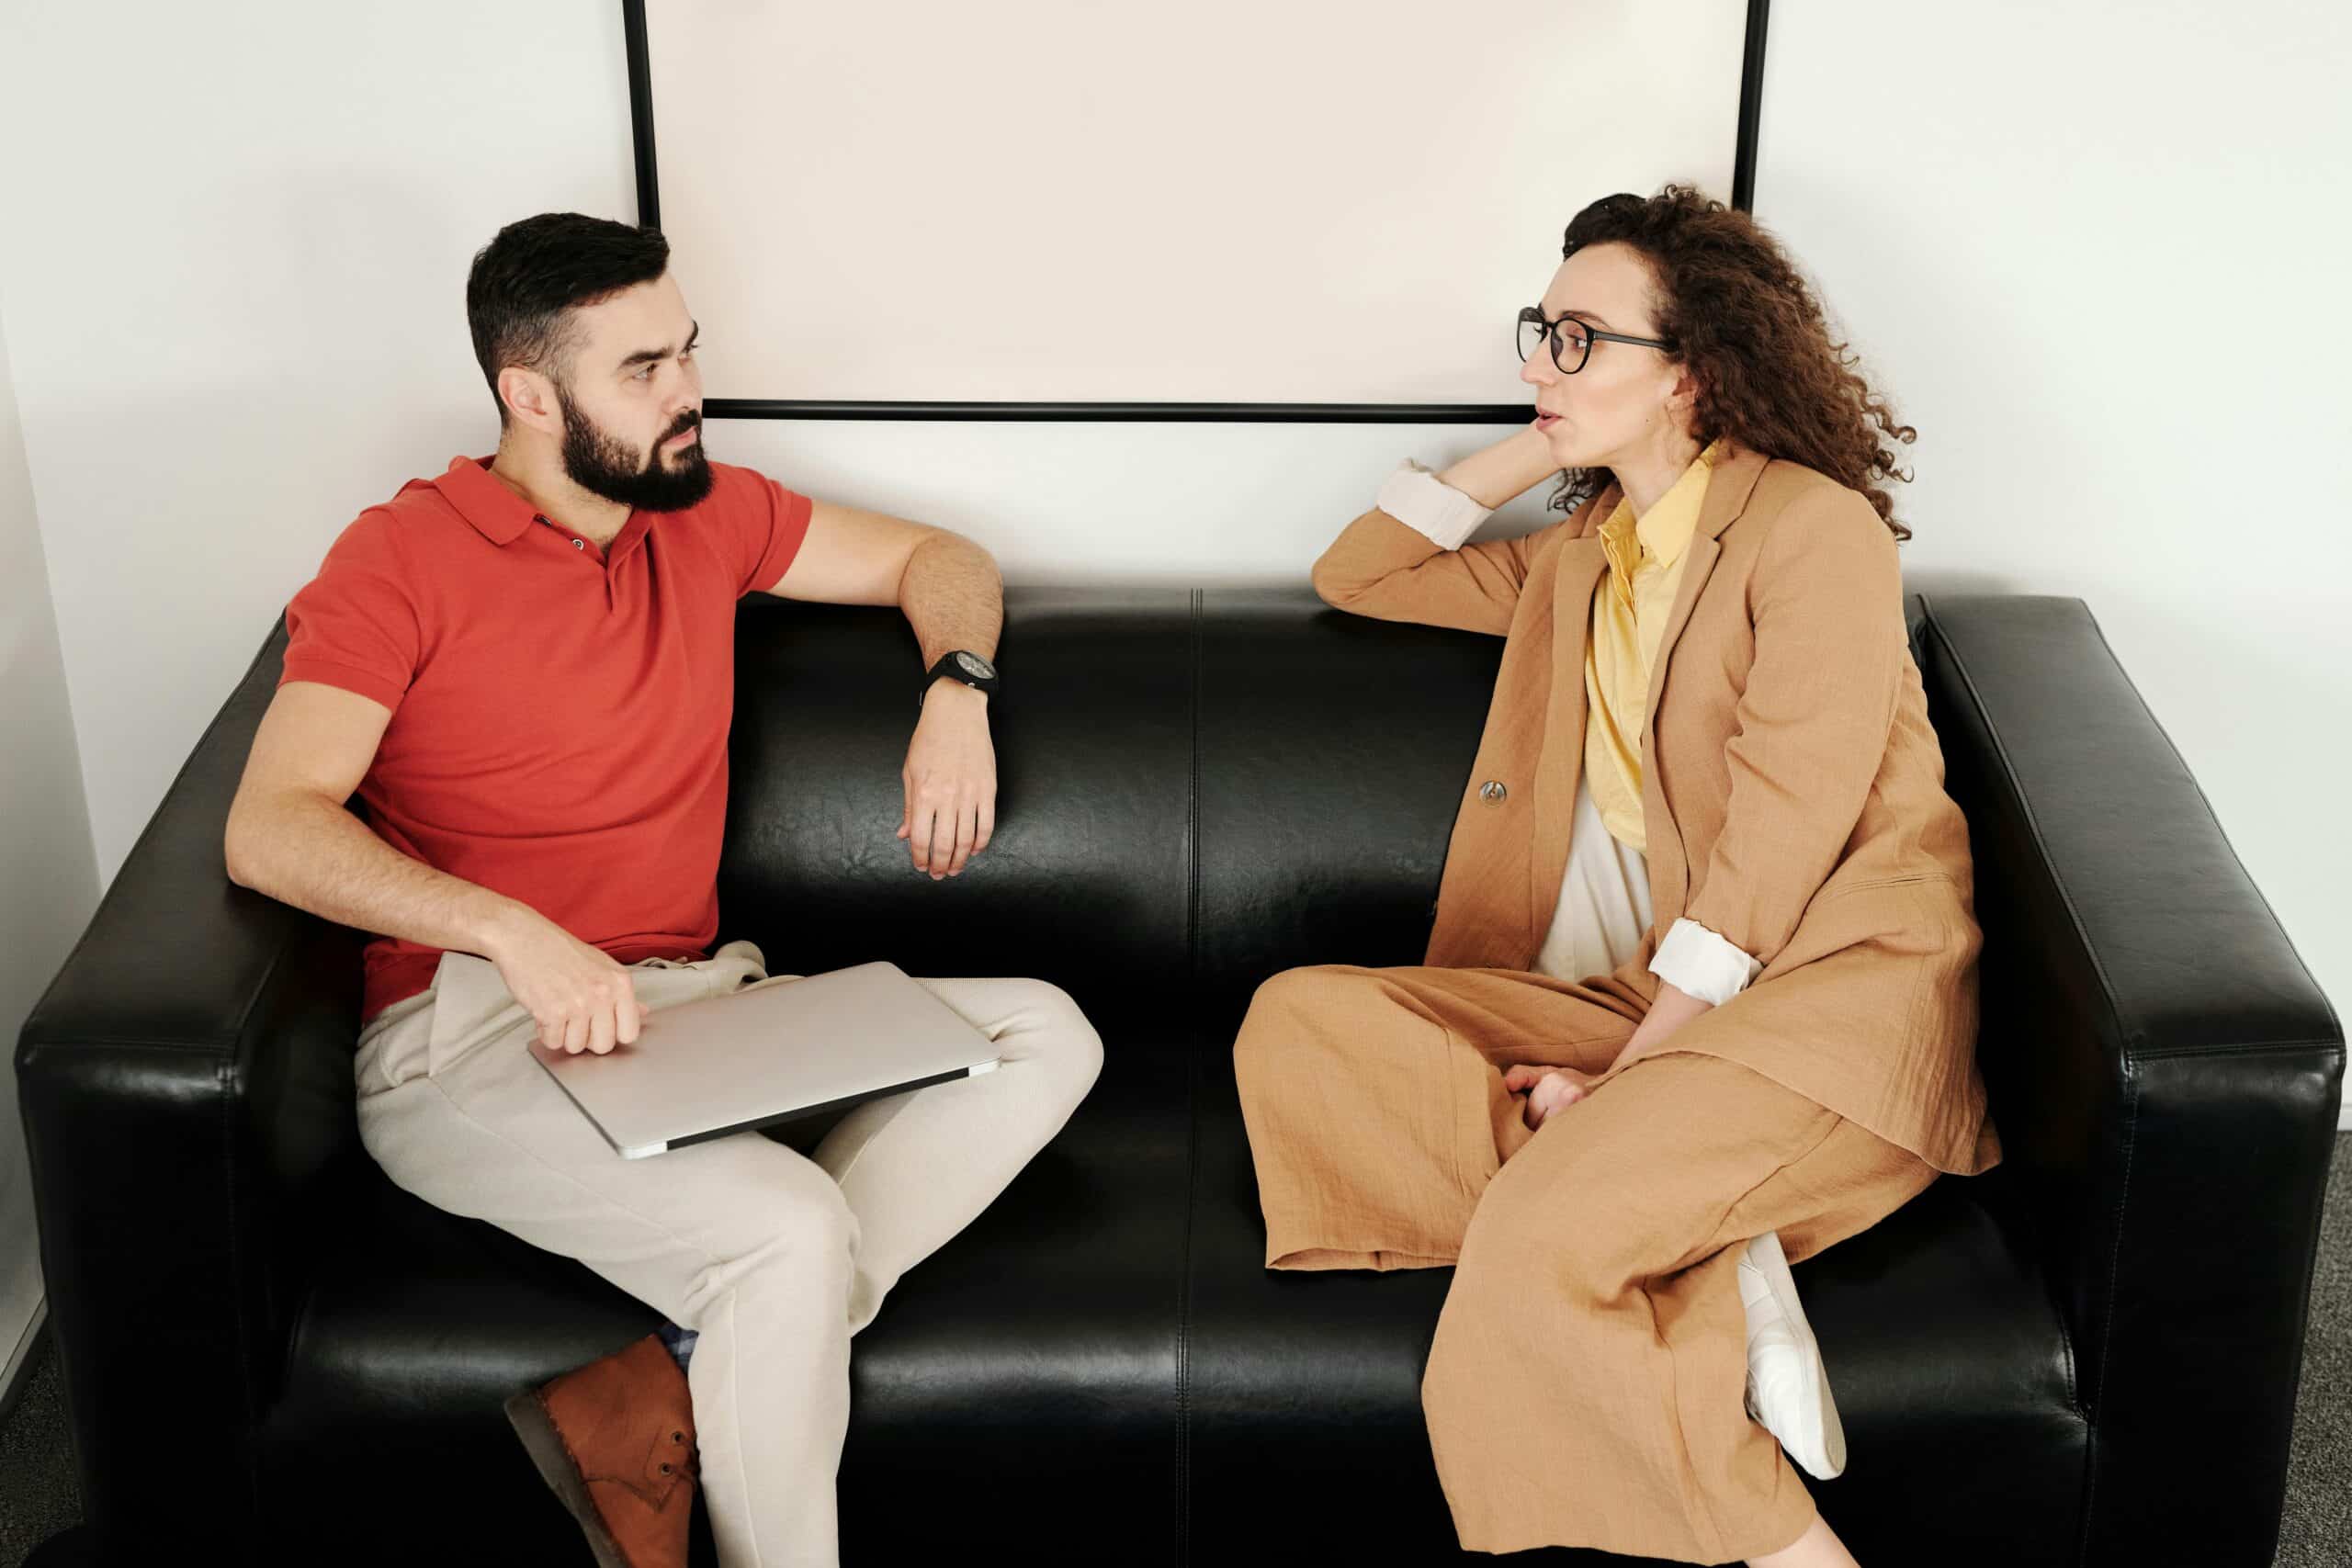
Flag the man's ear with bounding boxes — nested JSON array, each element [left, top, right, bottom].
[[498, 367, 560, 437]]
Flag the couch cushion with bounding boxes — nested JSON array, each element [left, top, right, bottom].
[[1180, 1053, 2086, 1565], [259, 1043, 1195, 1566], [1193, 587, 1504, 1031], [718, 588, 1197, 1046]]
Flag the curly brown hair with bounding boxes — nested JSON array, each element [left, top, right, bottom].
[[1548, 185, 1917, 542]]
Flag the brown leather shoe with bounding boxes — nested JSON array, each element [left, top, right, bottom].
[[503, 1333, 699, 1568]]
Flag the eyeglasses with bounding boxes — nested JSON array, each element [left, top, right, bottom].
[[1515, 306, 1674, 375]]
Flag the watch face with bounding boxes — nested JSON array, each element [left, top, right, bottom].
[[954, 651, 996, 681]]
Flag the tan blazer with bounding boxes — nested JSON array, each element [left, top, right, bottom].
[[1312, 440, 1999, 1177]]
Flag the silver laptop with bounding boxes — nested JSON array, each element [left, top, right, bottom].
[[527, 959, 1001, 1159]]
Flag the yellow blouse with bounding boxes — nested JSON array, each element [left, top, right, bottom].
[[1369, 436, 1766, 1001], [1582, 437, 1730, 854]]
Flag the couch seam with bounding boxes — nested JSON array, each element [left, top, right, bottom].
[[2074, 1066, 2136, 1568], [1919, 596, 2143, 1568], [1917, 603, 2130, 1055], [1174, 587, 1202, 1567]]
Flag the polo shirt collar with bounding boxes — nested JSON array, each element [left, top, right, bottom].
[[433, 455, 542, 547]]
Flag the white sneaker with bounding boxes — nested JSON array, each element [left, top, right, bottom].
[[1737, 1229, 1846, 1480]]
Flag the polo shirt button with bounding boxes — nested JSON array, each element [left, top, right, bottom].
[[573, 538, 585, 549], [1479, 780, 1508, 804]]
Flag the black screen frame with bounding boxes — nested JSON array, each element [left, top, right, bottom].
[[621, 0, 1770, 424]]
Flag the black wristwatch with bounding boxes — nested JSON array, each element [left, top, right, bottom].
[[920, 649, 999, 710]]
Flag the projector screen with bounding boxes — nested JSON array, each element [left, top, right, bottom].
[[637, 1, 1754, 408]]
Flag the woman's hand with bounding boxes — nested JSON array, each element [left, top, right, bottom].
[[1435, 424, 1560, 511], [1502, 1063, 1599, 1130], [1500, 984, 1722, 1131], [1610, 979, 1717, 1066]]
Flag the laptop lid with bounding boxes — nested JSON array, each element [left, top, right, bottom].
[[528, 959, 1001, 1159]]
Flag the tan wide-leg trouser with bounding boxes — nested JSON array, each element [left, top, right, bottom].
[[1232, 962, 1936, 1565]]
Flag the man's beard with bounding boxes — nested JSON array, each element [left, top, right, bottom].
[[556, 385, 714, 513]]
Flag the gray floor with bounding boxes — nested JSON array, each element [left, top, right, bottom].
[[5, 1135, 2349, 1566], [0, 1321, 75, 1568], [2277, 1132, 2352, 1561]]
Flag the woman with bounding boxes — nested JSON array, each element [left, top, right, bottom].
[[1231, 186, 1999, 1568]]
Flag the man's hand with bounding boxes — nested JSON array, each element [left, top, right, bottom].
[[1503, 1063, 1597, 1130], [482, 905, 645, 1056], [899, 680, 998, 878]]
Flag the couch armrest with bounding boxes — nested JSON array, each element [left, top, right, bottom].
[[1915, 593, 2343, 1566], [14, 619, 364, 1557]]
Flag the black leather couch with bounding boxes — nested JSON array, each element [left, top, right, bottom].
[[17, 586, 2343, 1567]]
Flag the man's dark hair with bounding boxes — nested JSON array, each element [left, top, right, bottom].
[[466, 213, 671, 427]]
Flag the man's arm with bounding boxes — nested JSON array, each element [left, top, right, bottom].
[[223, 682, 647, 1055], [224, 682, 514, 953], [761, 498, 1002, 664], [763, 500, 1003, 878]]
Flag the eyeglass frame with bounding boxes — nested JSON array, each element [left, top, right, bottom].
[[1515, 305, 1675, 375]]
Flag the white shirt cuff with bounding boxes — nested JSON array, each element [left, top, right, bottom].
[[1375, 459, 1491, 550], [1648, 917, 1763, 1006]]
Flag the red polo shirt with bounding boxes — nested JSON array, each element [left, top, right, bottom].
[[277, 454, 813, 1024]]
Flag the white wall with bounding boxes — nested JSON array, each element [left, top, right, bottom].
[[0, 1, 639, 886], [0, 0, 1577, 889], [1752, 0, 2352, 1122], [0, 287, 102, 1390], [0, 0, 2342, 1234]]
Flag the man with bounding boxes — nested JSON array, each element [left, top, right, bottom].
[[223, 212, 1103, 1568]]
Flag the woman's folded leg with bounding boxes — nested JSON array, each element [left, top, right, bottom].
[[1230, 962, 1644, 1270], [1419, 1050, 1936, 1564]]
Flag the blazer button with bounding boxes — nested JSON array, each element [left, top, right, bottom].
[[1478, 780, 1508, 804]]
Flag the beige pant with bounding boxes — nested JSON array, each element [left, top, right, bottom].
[[352, 941, 1104, 1568], [1233, 962, 1937, 1564]]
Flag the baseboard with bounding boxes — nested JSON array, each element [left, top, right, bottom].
[[0, 1297, 47, 1429], [2339, 1101, 2352, 1133]]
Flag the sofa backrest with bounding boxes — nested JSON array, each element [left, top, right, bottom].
[[718, 587, 1198, 1050], [717, 585, 1934, 1053]]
